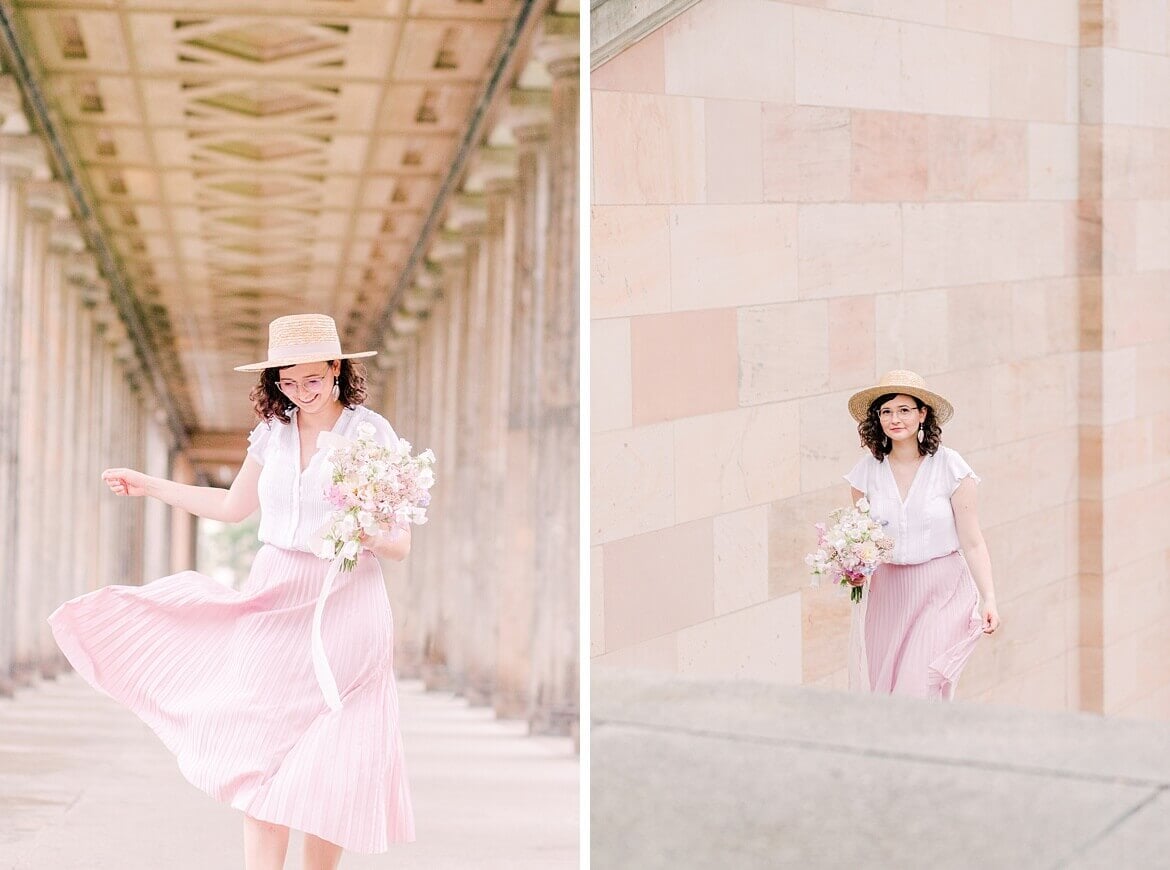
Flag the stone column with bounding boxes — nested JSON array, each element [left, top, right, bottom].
[[0, 134, 43, 694], [12, 180, 66, 684], [528, 26, 580, 739], [38, 220, 85, 676], [495, 99, 551, 719], [170, 450, 198, 574]]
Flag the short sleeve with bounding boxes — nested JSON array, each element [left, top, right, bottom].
[[943, 448, 980, 496], [844, 454, 870, 494], [360, 409, 400, 449], [246, 420, 273, 466]]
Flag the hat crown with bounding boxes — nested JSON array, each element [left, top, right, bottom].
[[876, 369, 927, 391], [267, 314, 342, 355]]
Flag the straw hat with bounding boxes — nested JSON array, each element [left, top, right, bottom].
[[847, 370, 953, 425], [234, 314, 376, 372]]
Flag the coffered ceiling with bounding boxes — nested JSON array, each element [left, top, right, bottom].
[[2, 0, 545, 436]]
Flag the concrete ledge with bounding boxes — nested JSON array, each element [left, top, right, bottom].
[[593, 671, 1170, 869], [590, 0, 701, 69]]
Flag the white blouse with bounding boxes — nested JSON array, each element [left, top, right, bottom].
[[246, 404, 399, 553], [843, 445, 979, 566]]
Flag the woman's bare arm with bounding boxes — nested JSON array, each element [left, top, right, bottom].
[[102, 456, 262, 524], [951, 476, 1000, 633]]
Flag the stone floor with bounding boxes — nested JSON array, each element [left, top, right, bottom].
[[0, 674, 579, 869], [592, 671, 1170, 870]]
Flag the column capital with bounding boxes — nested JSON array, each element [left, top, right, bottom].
[[0, 76, 26, 125], [49, 218, 86, 254], [462, 146, 518, 194], [26, 180, 70, 220], [443, 193, 488, 234], [532, 14, 580, 73], [489, 88, 552, 146], [0, 134, 49, 178], [64, 250, 100, 286]]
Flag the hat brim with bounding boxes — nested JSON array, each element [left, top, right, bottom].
[[234, 350, 377, 372], [848, 385, 954, 425]]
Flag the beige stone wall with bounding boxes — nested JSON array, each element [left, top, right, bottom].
[[591, 0, 1170, 719]]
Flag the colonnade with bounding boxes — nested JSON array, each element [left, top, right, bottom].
[[380, 14, 580, 739], [0, 80, 175, 694]]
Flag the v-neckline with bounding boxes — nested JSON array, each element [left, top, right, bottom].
[[293, 406, 349, 475], [886, 451, 928, 505]]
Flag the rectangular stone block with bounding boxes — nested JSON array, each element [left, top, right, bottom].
[[900, 21, 991, 117], [926, 116, 1028, 200], [797, 388, 867, 493], [850, 110, 929, 201], [1102, 48, 1170, 129], [902, 202, 1074, 289], [592, 205, 672, 318], [713, 505, 771, 615], [874, 288, 950, 375], [793, 8, 903, 112], [669, 204, 798, 310], [762, 105, 852, 202], [631, 308, 740, 424], [738, 300, 830, 405], [990, 37, 1073, 122], [768, 486, 849, 599], [827, 295, 875, 389], [785, 0, 945, 26], [592, 27, 665, 94], [798, 203, 902, 298], [705, 99, 764, 204], [592, 632, 678, 672], [947, 284, 1014, 370], [673, 402, 801, 523], [591, 424, 675, 545], [592, 91, 706, 205], [1028, 122, 1079, 201], [801, 585, 852, 684], [592, 316, 632, 433], [676, 592, 802, 683], [663, 0, 794, 102], [602, 519, 716, 650], [591, 545, 606, 656], [1104, 0, 1169, 54]]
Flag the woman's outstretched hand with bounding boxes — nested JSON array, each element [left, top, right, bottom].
[[982, 601, 1000, 635], [102, 468, 149, 498]]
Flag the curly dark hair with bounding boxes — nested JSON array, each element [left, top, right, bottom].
[[858, 392, 942, 460], [249, 359, 368, 425]]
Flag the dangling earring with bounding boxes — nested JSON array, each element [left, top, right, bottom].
[[331, 378, 340, 401], [917, 425, 924, 443]]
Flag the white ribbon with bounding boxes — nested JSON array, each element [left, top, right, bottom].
[[311, 552, 346, 712]]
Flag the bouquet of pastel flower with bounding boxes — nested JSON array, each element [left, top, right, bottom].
[[805, 498, 894, 603], [315, 421, 436, 570]]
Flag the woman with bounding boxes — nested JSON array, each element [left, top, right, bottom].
[[48, 313, 415, 870], [843, 370, 1000, 700]]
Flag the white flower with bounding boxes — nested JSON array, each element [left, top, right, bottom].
[[341, 539, 360, 559], [356, 421, 376, 440], [856, 497, 870, 512]]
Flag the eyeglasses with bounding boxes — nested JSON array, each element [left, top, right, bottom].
[[879, 406, 920, 419], [276, 374, 330, 396]]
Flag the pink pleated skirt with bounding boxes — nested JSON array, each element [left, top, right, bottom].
[[849, 551, 983, 700], [47, 543, 415, 852]]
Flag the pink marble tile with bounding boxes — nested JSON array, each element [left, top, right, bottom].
[[630, 308, 740, 425], [591, 205, 672, 318], [828, 295, 875, 389], [664, 0, 794, 102], [592, 28, 665, 94], [762, 104, 851, 202], [926, 116, 1028, 200], [705, 99, 764, 204], [990, 36, 1072, 123], [851, 110, 928, 201], [592, 91, 706, 205], [669, 203, 798, 310], [602, 519, 716, 650]]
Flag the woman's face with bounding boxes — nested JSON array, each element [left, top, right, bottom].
[[275, 360, 340, 412], [877, 394, 926, 443]]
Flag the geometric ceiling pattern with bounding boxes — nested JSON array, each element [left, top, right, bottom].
[[9, 0, 523, 431]]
